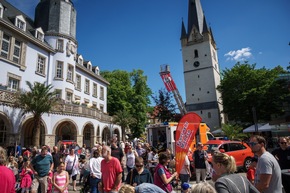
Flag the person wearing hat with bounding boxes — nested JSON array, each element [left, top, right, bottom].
[[193, 142, 208, 183], [181, 182, 191, 193]]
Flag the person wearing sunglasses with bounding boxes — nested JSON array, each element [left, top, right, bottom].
[[271, 137, 290, 170], [125, 157, 153, 186], [249, 135, 282, 193]]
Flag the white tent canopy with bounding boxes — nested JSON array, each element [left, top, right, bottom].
[[212, 129, 223, 134], [243, 123, 273, 133]]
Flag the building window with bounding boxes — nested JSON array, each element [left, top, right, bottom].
[[36, 31, 44, 41], [93, 83, 97, 97], [16, 18, 25, 30], [213, 50, 216, 61], [36, 55, 46, 75], [55, 61, 63, 79], [12, 39, 21, 63], [57, 39, 64, 52], [87, 63, 92, 70], [7, 77, 20, 92], [78, 57, 83, 65], [100, 86, 104, 100], [66, 92, 73, 103], [67, 64, 74, 82], [0, 119, 7, 145], [100, 105, 104, 112], [1, 34, 10, 59], [194, 49, 199, 58], [0, 4, 3, 18], [208, 112, 211, 118], [85, 79, 90, 94], [75, 74, 81, 90], [0, 34, 23, 64], [55, 89, 62, 99]]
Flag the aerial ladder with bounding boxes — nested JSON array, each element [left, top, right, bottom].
[[159, 64, 213, 156], [159, 64, 187, 115]]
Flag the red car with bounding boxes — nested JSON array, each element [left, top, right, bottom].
[[205, 140, 254, 171]]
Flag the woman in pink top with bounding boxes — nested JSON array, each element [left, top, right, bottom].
[[53, 162, 69, 193]]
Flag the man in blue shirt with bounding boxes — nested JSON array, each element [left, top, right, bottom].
[[30, 146, 54, 193]]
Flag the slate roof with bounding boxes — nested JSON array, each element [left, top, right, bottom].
[[0, 0, 53, 51]]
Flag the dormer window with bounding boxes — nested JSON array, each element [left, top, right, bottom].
[[94, 66, 100, 75], [78, 55, 83, 65], [15, 15, 26, 31], [35, 28, 44, 42], [87, 62, 92, 70], [0, 4, 4, 18]]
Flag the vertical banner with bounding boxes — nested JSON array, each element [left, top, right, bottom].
[[160, 73, 177, 92], [175, 112, 202, 174]]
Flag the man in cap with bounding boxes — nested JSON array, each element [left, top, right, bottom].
[[193, 142, 208, 183]]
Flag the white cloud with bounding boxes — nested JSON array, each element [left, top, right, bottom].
[[224, 47, 252, 61]]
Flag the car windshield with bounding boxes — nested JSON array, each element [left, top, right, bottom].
[[204, 144, 219, 153]]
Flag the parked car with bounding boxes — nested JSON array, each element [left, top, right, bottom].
[[205, 140, 254, 171]]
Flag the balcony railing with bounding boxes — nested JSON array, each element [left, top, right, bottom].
[[0, 88, 113, 122]]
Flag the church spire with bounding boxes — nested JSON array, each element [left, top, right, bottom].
[[180, 19, 187, 40], [187, 0, 209, 37]]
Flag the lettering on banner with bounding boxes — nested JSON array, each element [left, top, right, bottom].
[[176, 121, 192, 149]]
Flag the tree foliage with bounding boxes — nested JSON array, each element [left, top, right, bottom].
[[151, 88, 177, 122], [217, 63, 289, 124], [221, 123, 249, 141], [16, 81, 58, 147], [101, 70, 151, 138], [113, 109, 136, 141], [130, 70, 152, 137]]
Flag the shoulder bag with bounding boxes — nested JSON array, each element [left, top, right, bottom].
[[66, 155, 76, 175]]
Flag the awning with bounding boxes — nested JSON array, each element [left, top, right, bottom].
[[212, 129, 223, 134], [243, 123, 272, 133]]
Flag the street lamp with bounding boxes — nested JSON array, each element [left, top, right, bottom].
[[252, 107, 258, 133]]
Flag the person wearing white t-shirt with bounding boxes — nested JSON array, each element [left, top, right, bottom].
[[147, 148, 158, 177], [179, 154, 191, 185], [126, 145, 137, 173], [89, 148, 104, 193]]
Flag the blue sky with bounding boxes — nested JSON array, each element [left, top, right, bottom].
[[6, 0, 290, 105]]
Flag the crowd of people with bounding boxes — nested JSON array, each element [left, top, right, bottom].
[[0, 135, 289, 193]]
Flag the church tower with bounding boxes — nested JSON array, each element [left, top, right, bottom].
[[181, 0, 224, 129]]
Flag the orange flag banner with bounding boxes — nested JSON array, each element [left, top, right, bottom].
[[175, 112, 202, 174]]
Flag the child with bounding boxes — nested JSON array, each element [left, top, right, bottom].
[[53, 162, 69, 193], [78, 155, 86, 184], [19, 160, 33, 193], [47, 170, 53, 193], [247, 156, 258, 184], [181, 182, 191, 193]]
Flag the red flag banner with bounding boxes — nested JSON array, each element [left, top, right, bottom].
[[175, 112, 202, 174], [160, 73, 177, 92]]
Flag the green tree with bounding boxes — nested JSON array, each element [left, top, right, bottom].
[[101, 69, 152, 138], [113, 109, 136, 141], [217, 63, 289, 124], [221, 123, 248, 141], [101, 70, 133, 115], [151, 88, 177, 122], [130, 70, 152, 137], [16, 81, 57, 147]]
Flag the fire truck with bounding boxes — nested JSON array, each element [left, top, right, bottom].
[[146, 64, 214, 155]]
